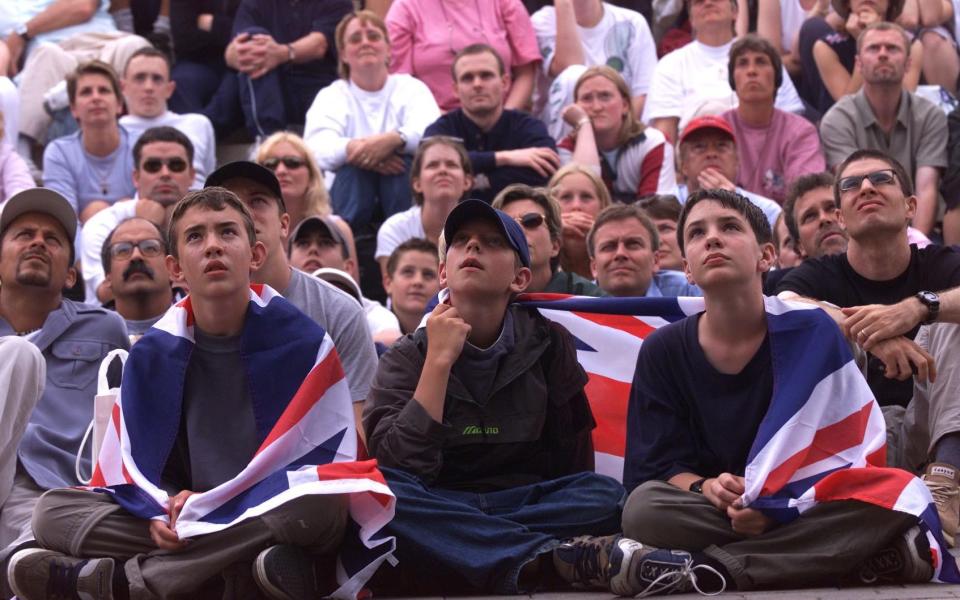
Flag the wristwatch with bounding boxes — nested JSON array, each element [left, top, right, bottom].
[[689, 477, 707, 494], [916, 291, 940, 325], [13, 22, 31, 42]]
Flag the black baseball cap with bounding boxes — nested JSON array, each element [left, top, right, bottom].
[[204, 161, 286, 213], [442, 199, 530, 268]]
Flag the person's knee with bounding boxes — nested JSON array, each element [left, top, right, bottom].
[[621, 480, 675, 540], [31, 490, 78, 550]]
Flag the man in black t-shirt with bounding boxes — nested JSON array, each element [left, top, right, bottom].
[[776, 149, 960, 545]]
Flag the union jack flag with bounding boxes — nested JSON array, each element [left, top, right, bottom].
[[88, 285, 395, 599], [518, 292, 960, 584]]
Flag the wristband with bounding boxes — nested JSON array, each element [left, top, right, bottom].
[[573, 117, 591, 132], [689, 477, 707, 494]]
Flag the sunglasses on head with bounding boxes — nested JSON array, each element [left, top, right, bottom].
[[516, 212, 545, 230], [141, 157, 188, 174], [262, 156, 307, 171], [837, 169, 898, 194]]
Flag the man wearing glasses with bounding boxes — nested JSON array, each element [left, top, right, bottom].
[[80, 126, 195, 304], [777, 149, 960, 548]]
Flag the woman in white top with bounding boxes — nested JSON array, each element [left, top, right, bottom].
[[558, 66, 676, 206], [255, 131, 358, 268], [303, 10, 440, 235], [375, 136, 473, 277]]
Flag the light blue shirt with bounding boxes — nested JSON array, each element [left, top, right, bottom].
[[42, 127, 136, 216], [0, 0, 115, 47], [646, 270, 702, 297]]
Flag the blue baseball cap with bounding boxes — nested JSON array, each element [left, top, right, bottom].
[[442, 199, 531, 268]]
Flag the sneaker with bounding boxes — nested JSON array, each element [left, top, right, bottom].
[[855, 526, 934, 585], [922, 462, 960, 547], [253, 545, 327, 600], [552, 534, 637, 593], [629, 547, 726, 597], [7, 548, 115, 600]]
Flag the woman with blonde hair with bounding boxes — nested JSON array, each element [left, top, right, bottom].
[[255, 131, 358, 267], [548, 163, 610, 278], [558, 66, 676, 204]]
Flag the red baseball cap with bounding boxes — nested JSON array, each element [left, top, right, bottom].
[[679, 115, 736, 145]]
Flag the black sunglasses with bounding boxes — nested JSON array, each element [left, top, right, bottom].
[[141, 157, 189, 174], [837, 169, 898, 194], [109, 239, 164, 260], [262, 156, 308, 171], [516, 212, 545, 230]]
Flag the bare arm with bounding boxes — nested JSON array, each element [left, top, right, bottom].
[[562, 104, 601, 169], [813, 40, 861, 101], [505, 62, 536, 111], [548, 0, 585, 77], [651, 117, 678, 145], [632, 95, 646, 121], [913, 166, 940, 235], [756, 0, 784, 55], [904, 39, 924, 91], [14, 0, 98, 35]]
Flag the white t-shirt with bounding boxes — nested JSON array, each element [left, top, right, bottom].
[[120, 110, 216, 189], [642, 39, 805, 132], [779, 0, 807, 53], [304, 74, 440, 172], [531, 3, 657, 114], [363, 297, 401, 336], [375, 205, 425, 260]]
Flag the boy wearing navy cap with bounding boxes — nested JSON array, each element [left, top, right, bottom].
[[364, 200, 645, 595]]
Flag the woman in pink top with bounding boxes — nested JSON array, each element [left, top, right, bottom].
[[385, 0, 541, 112]]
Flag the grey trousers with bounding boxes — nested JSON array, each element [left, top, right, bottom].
[[622, 481, 917, 591], [32, 488, 348, 600]]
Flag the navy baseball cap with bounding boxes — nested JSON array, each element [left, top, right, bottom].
[[205, 161, 286, 213], [442, 199, 530, 268]]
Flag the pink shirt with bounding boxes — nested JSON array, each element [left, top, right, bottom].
[[386, 0, 541, 112], [723, 108, 826, 204]]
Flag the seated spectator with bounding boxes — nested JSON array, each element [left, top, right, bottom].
[[638, 194, 684, 270], [2, 0, 149, 147], [119, 47, 216, 188], [8, 188, 361, 600], [721, 35, 825, 204], [223, 0, 352, 137], [548, 164, 611, 278], [206, 161, 379, 427], [424, 44, 559, 203], [677, 115, 782, 227], [493, 183, 605, 295], [288, 215, 402, 346], [642, 0, 804, 143], [168, 0, 241, 134], [80, 126, 195, 304], [530, 0, 657, 139], [0, 111, 33, 202], [587, 203, 702, 297], [943, 102, 960, 245], [776, 150, 960, 542], [782, 171, 848, 260], [304, 10, 439, 234], [385, 0, 540, 112], [914, 3, 959, 93], [375, 136, 473, 275], [558, 67, 677, 204], [772, 212, 803, 268], [620, 187, 929, 594], [798, 0, 921, 116], [42, 61, 136, 223], [0, 189, 127, 584], [254, 131, 357, 264], [820, 22, 946, 238], [364, 198, 638, 596], [100, 217, 174, 340], [383, 238, 441, 335]]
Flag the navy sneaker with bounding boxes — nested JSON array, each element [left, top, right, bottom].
[[254, 545, 327, 600], [553, 534, 644, 593]]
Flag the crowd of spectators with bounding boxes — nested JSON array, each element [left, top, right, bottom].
[[2, 0, 960, 597]]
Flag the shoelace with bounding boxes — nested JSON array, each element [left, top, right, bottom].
[[633, 557, 726, 598], [925, 479, 959, 509], [47, 559, 86, 599], [571, 540, 607, 586]]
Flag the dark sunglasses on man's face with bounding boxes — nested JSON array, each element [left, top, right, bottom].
[[141, 157, 189, 174], [837, 169, 898, 195], [516, 212, 545, 230], [262, 156, 307, 171]]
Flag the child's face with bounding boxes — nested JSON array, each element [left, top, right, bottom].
[[681, 200, 773, 290], [440, 219, 529, 299]]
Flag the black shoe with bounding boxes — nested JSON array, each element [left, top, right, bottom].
[[253, 545, 327, 600], [855, 526, 934, 585]]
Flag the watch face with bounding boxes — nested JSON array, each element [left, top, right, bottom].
[[919, 291, 938, 304]]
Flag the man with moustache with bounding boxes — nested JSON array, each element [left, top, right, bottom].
[[101, 217, 176, 340], [0, 188, 128, 593], [80, 126, 195, 304]]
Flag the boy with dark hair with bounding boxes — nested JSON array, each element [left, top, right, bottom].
[[364, 199, 638, 595], [619, 188, 929, 595]]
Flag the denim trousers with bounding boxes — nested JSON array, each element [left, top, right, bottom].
[[330, 161, 413, 233], [379, 467, 625, 595]]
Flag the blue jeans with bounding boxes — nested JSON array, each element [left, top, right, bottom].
[[330, 160, 413, 232], [379, 467, 625, 594]]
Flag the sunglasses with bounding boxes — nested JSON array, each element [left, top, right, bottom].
[[109, 239, 164, 260], [262, 156, 307, 171], [141, 157, 189, 173], [837, 169, 898, 195], [516, 212, 545, 230]]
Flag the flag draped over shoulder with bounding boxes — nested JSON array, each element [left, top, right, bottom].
[[517, 292, 960, 584], [87, 284, 395, 599]]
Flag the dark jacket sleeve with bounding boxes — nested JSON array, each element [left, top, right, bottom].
[[484, 113, 557, 190], [363, 338, 452, 483], [171, 0, 237, 60], [941, 104, 960, 207], [543, 320, 595, 476]]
